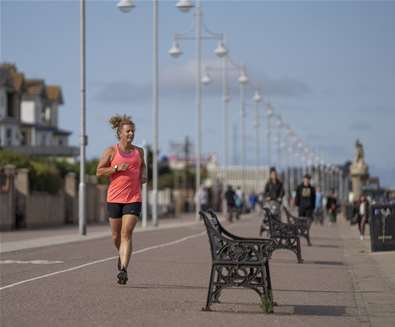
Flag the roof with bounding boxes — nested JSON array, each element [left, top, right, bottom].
[[24, 79, 47, 98], [46, 85, 64, 105], [0, 63, 25, 92], [0, 63, 64, 106]]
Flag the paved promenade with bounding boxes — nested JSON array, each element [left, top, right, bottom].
[[1, 212, 394, 327]]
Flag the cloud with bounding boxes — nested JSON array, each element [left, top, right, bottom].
[[357, 105, 394, 113], [349, 121, 373, 131], [93, 59, 311, 104]]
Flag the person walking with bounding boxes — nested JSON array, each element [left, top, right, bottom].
[[263, 167, 285, 205], [326, 189, 338, 224], [314, 186, 324, 224], [295, 174, 316, 219], [96, 114, 147, 285], [196, 186, 209, 212], [358, 194, 369, 240], [235, 186, 244, 219], [224, 185, 236, 222]]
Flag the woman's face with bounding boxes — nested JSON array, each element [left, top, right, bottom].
[[119, 124, 135, 144], [270, 171, 277, 180]]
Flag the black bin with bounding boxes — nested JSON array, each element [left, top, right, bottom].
[[369, 204, 395, 252]]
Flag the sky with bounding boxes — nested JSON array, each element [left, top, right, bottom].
[[1, 0, 395, 186]]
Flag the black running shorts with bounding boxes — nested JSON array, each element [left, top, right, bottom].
[[107, 202, 142, 219]]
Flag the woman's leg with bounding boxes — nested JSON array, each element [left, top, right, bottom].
[[360, 215, 367, 236], [109, 218, 122, 251], [119, 214, 139, 270]]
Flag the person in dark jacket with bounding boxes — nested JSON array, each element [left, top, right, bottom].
[[224, 185, 236, 222], [357, 194, 369, 240], [263, 167, 285, 204], [326, 188, 338, 224], [295, 174, 316, 219]]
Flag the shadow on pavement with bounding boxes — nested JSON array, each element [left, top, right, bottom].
[[207, 304, 352, 317], [289, 304, 349, 316], [312, 244, 341, 249], [124, 283, 207, 291], [275, 288, 381, 294], [305, 260, 345, 266]]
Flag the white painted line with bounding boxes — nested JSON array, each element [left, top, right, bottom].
[[0, 260, 64, 265], [0, 220, 202, 254], [0, 232, 205, 291]]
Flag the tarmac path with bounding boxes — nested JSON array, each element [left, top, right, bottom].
[[1, 213, 391, 327]]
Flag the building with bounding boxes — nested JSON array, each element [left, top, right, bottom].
[[0, 63, 78, 158]]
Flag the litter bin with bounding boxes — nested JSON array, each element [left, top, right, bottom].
[[369, 204, 395, 252]]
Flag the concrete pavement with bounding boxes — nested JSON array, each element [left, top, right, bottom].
[[1, 212, 394, 327]]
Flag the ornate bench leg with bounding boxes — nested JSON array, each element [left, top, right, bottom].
[[202, 265, 216, 311], [264, 262, 276, 310], [296, 238, 303, 263]]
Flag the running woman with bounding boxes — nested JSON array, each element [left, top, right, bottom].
[[96, 114, 147, 285]]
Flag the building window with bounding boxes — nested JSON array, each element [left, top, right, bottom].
[[21, 131, 27, 145], [7, 93, 14, 118], [6, 128, 12, 146]]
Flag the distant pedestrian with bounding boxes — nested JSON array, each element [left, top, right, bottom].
[[224, 185, 236, 222], [248, 191, 258, 211], [358, 194, 369, 240], [96, 114, 147, 285], [314, 186, 324, 224], [295, 174, 316, 219], [235, 186, 244, 219], [196, 186, 209, 211], [326, 189, 338, 224], [263, 167, 284, 205]]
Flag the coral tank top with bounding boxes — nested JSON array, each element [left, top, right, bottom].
[[107, 144, 142, 203]]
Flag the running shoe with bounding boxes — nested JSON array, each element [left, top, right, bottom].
[[117, 268, 128, 285]]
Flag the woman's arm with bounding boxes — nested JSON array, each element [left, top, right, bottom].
[[138, 147, 147, 184], [96, 147, 116, 177]]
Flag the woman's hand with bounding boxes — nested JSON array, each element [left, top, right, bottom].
[[118, 163, 129, 171]]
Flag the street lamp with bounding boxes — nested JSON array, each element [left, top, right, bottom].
[[201, 66, 212, 85], [79, 0, 87, 235], [266, 103, 273, 167], [274, 114, 283, 173], [117, 0, 160, 227], [176, 0, 194, 12], [253, 89, 262, 192], [237, 65, 248, 193], [117, 0, 135, 12], [171, 0, 227, 220]]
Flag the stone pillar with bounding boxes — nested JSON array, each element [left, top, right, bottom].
[[0, 165, 16, 230], [97, 184, 107, 223], [65, 172, 78, 224], [350, 163, 369, 200], [15, 168, 29, 228]]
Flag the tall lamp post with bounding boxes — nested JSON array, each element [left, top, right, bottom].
[[266, 103, 273, 167], [253, 90, 262, 192], [170, 0, 228, 220], [238, 65, 249, 192], [79, 0, 87, 235], [117, 0, 159, 227]]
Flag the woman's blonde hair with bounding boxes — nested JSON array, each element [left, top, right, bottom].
[[109, 114, 135, 140]]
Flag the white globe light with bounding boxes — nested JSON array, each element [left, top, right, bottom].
[[176, 0, 194, 13], [117, 0, 135, 13], [253, 90, 262, 103], [201, 75, 211, 85], [214, 41, 228, 58], [168, 41, 182, 58], [238, 70, 248, 84]]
